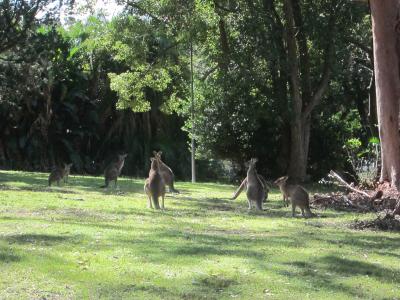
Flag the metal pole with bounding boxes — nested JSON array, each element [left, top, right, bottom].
[[190, 40, 196, 183]]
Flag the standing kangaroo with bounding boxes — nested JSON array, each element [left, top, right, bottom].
[[144, 156, 165, 209], [63, 163, 72, 183], [153, 151, 179, 193], [48, 163, 73, 186], [101, 153, 127, 188], [274, 176, 313, 218], [231, 158, 265, 210]]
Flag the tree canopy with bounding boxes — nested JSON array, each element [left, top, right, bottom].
[[0, 0, 376, 182]]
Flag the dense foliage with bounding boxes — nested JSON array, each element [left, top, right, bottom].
[[0, 0, 374, 181]]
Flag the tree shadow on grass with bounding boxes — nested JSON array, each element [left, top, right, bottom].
[[73, 176, 145, 195], [91, 283, 172, 299], [114, 228, 308, 265], [0, 184, 79, 194], [321, 255, 400, 281], [0, 171, 47, 186], [176, 196, 338, 219], [280, 260, 367, 298], [281, 254, 400, 298], [0, 247, 21, 263], [3, 233, 82, 246], [0, 171, 145, 195], [312, 233, 400, 251]]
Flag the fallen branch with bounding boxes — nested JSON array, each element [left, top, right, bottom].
[[329, 170, 371, 198], [342, 195, 356, 207]]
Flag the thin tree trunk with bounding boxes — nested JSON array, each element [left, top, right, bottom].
[[370, 0, 400, 188], [368, 74, 379, 138], [292, 0, 311, 102], [302, 116, 311, 169]]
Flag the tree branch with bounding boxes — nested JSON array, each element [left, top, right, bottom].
[[346, 36, 373, 59], [283, 0, 302, 115], [214, 1, 239, 13], [301, 4, 337, 121], [125, 1, 168, 26], [329, 170, 371, 197], [201, 65, 218, 81]]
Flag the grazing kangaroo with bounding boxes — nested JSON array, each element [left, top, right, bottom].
[[231, 158, 265, 210], [48, 163, 73, 186], [145, 157, 165, 209], [101, 153, 127, 188], [153, 151, 179, 193], [274, 176, 313, 218]]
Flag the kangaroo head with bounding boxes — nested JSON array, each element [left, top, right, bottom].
[[64, 163, 73, 170], [153, 151, 162, 160], [119, 153, 128, 161], [150, 157, 159, 170], [248, 158, 258, 169], [274, 176, 289, 186]]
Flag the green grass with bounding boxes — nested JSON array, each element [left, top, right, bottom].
[[0, 170, 399, 300]]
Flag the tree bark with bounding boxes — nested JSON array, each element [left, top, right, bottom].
[[283, 0, 307, 181], [214, 0, 230, 70], [370, 0, 400, 188], [282, 0, 336, 181]]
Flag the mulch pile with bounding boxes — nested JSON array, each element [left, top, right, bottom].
[[352, 212, 400, 231], [312, 182, 398, 212], [312, 182, 400, 231]]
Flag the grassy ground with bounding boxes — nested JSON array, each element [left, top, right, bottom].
[[0, 170, 399, 300]]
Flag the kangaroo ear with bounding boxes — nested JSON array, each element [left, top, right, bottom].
[[250, 158, 257, 164], [158, 151, 162, 156], [150, 157, 154, 162], [153, 151, 157, 156]]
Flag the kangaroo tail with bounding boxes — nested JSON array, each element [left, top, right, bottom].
[[305, 203, 315, 217], [151, 192, 160, 209], [231, 178, 247, 200], [100, 179, 109, 188], [170, 183, 180, 194]]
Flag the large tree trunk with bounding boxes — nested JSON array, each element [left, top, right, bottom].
[[283, 0, 335, 181], [370, 0, 400, 188], [283, 0, 307, 181]]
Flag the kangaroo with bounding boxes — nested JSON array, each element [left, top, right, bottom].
[[231, 158, 265, 210], [63, 163, 72, 183], [48, 163, 72, 186], [101, 153, 127, 188], [231, 163, 269, 203], [153, 151, 179, 193], [144, 178, 153, 208], [231, 174, 269, 203], [145, 156, 166, 209], [274, 176, 313, 218]]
